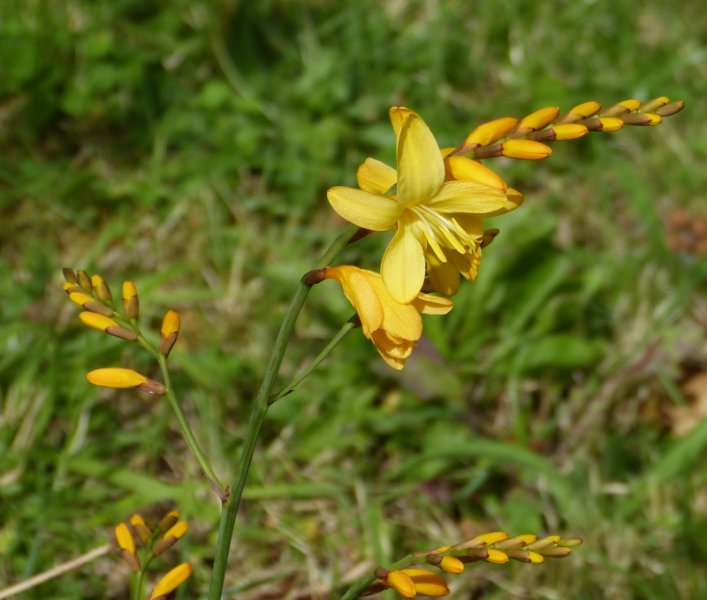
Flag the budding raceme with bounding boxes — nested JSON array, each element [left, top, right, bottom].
[[159, 310, 180, 357]]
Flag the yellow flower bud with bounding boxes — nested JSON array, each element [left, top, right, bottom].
[[148, 563, 192, 600], [69, 292, 115, 317], [130, 514, 152, 543], [569, 100, 601, 119], [153, 520, 189, 556], [62, 268, 77, 284], [159, 310, 180, 357], [158, 510, 180, 532], [464, 117, 518, 147], [551, 123, 588, 140], [484, 548, 509, 564], [77, 270, 92, 291], [91, 274, 113, 303], [456, 530, 509, 549], [655, 100, 685, 117], [386, 570, 416, 598], [439, 555, 464, 574], [518, 106, 559, 131], [639, 96, 670, 113], [501, 139, 552, 160], [597, 117, 625, 132], [79, 312, 137, 341], [114, 523, 140, 572], [122, 281, 139, 319], [401, 569, 450, 597], [86, 368, 149, 389], [622, 112, 662, 126], [495, 534, 538, 550]]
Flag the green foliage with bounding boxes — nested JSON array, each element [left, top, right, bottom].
[[1, 0, 706, 598]]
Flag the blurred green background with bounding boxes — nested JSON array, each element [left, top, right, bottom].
[[1, 0, 706, 598]]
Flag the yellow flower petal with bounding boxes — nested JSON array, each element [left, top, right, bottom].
[[381, 220, 426, 304], [396, 111, 445, 208], [326, 266, 384, 337], [86, 368, 147, 388], [445, 156, 506, 190], [429, 181, 509, 214], [149, 563, 192, 599], [411, 291, 454, 315], [425, 253, 461, 297], [327, 186, 401, 231], [357, 157, 397, 194]]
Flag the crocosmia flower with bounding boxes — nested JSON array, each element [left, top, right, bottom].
[[328, 107, 518, 302], [324, 266, 452, 370]]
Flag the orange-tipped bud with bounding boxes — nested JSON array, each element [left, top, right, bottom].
[[622, 112, 662, 126], [603, 98, 641, 116], [655, 100, 685, 117], [148, 563, 192, 600], [464, 117, 518, 147], [62, 268, 77, 284], [550, 123, 588, 140], [568, 100, 601, 119], [122, 281, 139, 319], [518, 106, 559, 132], [153, 521, 189, 556], [439, 555, 464, 574], [69, 292, 115, 317], [484, 548, 509, 564], [91, 274, 113, 303], [401, 569, 450, 597], [456, 531, 510, 549], [639, 96, 670, 113], [79, 312, 137, 341], [159, 310, 180, 357], [87, 368, 146, 388], [129, 514, 152, 543], [114, 523, 140, 572], [501, 139, 552, 160], [386, 570, 416, 598], [597, 117, 625, 132], [158, 510, 180, 532], [77, 270, 92, 291]]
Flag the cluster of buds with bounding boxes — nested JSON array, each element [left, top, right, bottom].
[[114, 510, 192, 599], [364, 531, 582, 598], [455, 96, 684, 161], [62, 269, 182, 395]]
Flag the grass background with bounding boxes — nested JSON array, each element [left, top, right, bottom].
[[1, 0, 706, 598]]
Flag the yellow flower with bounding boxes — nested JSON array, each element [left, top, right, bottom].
[[148, 563, 192, 600], [328, 107, 516, 303], [323, 266, 452, 370]]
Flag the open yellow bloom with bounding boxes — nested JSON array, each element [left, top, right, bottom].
[[328, 107, 517, 303], [324, 266, 452, 370]]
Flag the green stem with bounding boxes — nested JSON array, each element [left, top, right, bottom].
[[270, 318, 357, 404], [156, 353, 225, 494], [208, 224, 359, 600]]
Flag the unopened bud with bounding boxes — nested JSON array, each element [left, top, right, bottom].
[[91, 275, 113, 303], [122, 281, 139, 319], [639, 96, 670, 113], [69, 292, 115, 317], [621, 112, 662, 126], [159, 310, 180, 357], [62, 268, 77, 284], [517, 106, 559, 132], [501, 139, 552, 160], [465, 117, 518, 147], [655, 100, 685, 117], [77, 270, 92, 291]]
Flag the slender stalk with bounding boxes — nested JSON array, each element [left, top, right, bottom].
[[157, 353, 225, 494], [270, 318, 357, 404], [208, 225, 359, 599]]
